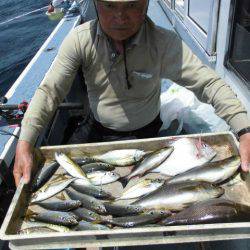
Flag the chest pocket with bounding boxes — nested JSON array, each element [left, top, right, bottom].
[[125, 70, 158, 99]]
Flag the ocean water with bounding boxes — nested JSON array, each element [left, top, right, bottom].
[[0, 0, 60, 97]]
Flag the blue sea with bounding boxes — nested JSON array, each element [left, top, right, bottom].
[[0, 0, 60, 97]]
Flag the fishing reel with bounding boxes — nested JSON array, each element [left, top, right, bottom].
[[0, 97, 28, 126]]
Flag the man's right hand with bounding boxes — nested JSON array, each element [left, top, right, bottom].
[[13, 140, 34, 187]]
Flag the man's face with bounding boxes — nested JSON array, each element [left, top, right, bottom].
[[96, 0, 148, 41]]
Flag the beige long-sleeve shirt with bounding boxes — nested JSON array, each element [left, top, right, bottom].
[[20, 17, 250, 145]]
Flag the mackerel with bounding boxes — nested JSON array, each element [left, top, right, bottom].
[[87, 170, 120, 185], [31, 177, 76, 203], [126, 147, 174, 180], [37, 200, 81, 211], [65, 188, 107, 214], [118, 178, 164, 200], [92, 149, 147, 166]]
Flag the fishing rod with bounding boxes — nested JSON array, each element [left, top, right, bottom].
[[0, 6, 48, 26]]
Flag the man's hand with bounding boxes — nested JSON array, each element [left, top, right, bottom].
[[239, 132, 250, 172], [13, 140, 34, 187]]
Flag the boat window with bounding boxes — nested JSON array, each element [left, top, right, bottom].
[[188, 0, 212, 34], [175, 0, 184, 18], [227, 0, 250, 83], [165, 0, 172, 8]]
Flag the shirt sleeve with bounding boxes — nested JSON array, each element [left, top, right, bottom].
[[160, 32, 250, 133], [19, 28, 82, 145]]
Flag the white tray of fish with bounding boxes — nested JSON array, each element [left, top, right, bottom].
[[1, 132, 250, 250]]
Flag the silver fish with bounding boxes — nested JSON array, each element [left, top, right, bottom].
[[106, 214, 163, 228], [117, 178, 165, 200], [103, 203, 170, 217], [65, 188, 107, 214], [22, 220, 70, 233], [70, 179, 114, 199], [126, 147, 174, 180], [73, 220, 110, 231], [31, 177, 76, 203], [80, 162, 116, 173], [92, 149, 147, 166], [86, 171, 120, 185], [152, 138, 217, 176], [161, 198, 250, 225], [167, 156, 241, 185], [72, 207, 104, 222], [133, 181, 224, 211], [55, 152, 89, 183], [37, 200, 82, 211], [31, 161, 60, 192], [19, 227, 56, 234], [103, 203, 144, 216], [31, 211, 78, 226]]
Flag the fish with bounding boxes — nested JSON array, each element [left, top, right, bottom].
[[80, 162, 116, 173], [105, 214, 164, 228], [19, 227, 57, 234], [92, 149, 147, 166], [65, 188, 107, 214], [86, 171, 120, 185], [36, 200, 82, 211], [31, 177, 76, 203], [152, 138, 217, 176], [132, 181, 224, 211], [70, 179, 114, 200], [72, 207, 104, 222], [30, 211, 79, 226], [73, 157, 96, 166], [21, 220, 70, 233], [55, 152, 89, 183], [73, 220, 110, 231], [31, 161, 60, 192], [103, 203, 144, 216], [117, 179, 165, 200], [161, 198, 250, 225], [166, 156, 241, 185], [125, 147, 174, 180], [103, 203, 170, 217]]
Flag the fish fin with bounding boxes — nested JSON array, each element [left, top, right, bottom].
[[119, 175, 129, 188], [25, 208, 38, 219], [56, 192, 67, 201]]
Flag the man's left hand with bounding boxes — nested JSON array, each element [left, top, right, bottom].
[[239, 132, 250, 172]]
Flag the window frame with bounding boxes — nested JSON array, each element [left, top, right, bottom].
[[183, 0, 220, 56], [225, 0, 250, 86], [160, 0, 220, 57]]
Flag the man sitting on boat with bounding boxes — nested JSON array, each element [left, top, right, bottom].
[[13, 0, 250, 186]]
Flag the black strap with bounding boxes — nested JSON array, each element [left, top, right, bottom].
[[237, 127, 250, 138]]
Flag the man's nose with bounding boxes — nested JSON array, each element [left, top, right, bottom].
[[114, 11, 127, 23]]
